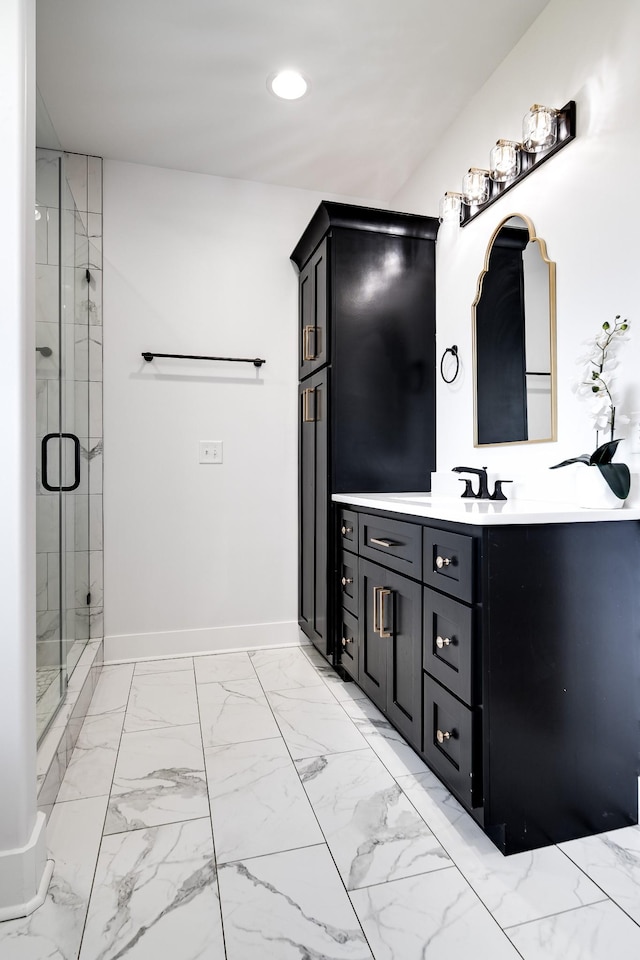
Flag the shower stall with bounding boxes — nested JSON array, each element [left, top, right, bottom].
[[35, 145, 104, 741]]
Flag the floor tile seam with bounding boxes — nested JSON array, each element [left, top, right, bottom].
[[248, 652, 377, 958], [216, 839, 332, 868], [121, 717, 202, 735], [501, 895, 614, 933], [552, 841, 640, 925], [192, 662, 230, 960], [75, 661, 137, 959], [103, 814, 214, 839], [341, 859, 456, 893]]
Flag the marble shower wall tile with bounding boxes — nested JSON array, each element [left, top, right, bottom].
[[218, 845, 373, 960], [87, 156, 102, 215], [197, 678, 281, 747], [397, 767, 604, 928], [64, 152, 88, 212], [194, 651, 257, 684], [505, 900, 640, 960], [124, 670, 199, 732], [350, 867, 522, 960], [296, 749, 450, 890], [249, 646, 326, 691], [0, 795, 108, 959], [205, 737, 323, 863], [266, 685, 368, 760], [80, 818, 223, 960], [105, 723, 209, 834]]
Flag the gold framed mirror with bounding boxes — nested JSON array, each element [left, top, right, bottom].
[[472, 213, 557, 446]]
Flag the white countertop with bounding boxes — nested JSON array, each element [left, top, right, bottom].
[[332, 492, 640, 525]]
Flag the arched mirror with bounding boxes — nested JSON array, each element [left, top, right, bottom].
[[473, 214, 557, 446]]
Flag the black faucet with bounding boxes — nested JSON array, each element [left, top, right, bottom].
[[452, 466, 490, 499], [451, 466, 512, 501]]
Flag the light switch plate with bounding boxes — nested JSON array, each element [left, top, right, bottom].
[[199, 441, 223, 464]]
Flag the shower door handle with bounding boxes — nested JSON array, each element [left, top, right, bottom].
[[41, 433, 81, 492]]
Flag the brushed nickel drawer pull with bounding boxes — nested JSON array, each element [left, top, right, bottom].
[[341, 576, 353, 586], [436, 729, 452, 744], [436, 635, 452, 649], [379, 588, 392, 639], [435, 555, 452, 569], [341, 636, 354, 646], [370, 537, 399, 548], [341, 525, 353, 535]]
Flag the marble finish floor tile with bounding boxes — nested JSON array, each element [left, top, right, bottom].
[[194, 651, 256, 684], [350, 867, 522, 960], [205, 737, 323, 863], [559, 825, 640, 924], [266, 685, 368, 760], [340, 697, 430, 777], [297, 749, 450, 890], [249, 646, 326, 691], [299, 646, 369, 702], [0, 795, 108, 959], [218, 844, 373, 960], [86, 662, 134, 716], [397, 768, 604, 927], [505, 900, 640, 959], [197, 678, 280, 747], [124, 670, 199, 732], [80, 818, 224, 960], [134, 656, 194, 675], [56, 709, 125, 802], [105, 723, 209, 834]]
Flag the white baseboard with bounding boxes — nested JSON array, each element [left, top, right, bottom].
[[0, 813, 51, 921], [103, 619, 302, 664]]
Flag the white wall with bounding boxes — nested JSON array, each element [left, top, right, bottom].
[[392, 0, 640, 476], [103, 161, 374, 659]]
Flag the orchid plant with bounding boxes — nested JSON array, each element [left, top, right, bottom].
[[573, 315, 630, 442], [551, 316, 631, 500]]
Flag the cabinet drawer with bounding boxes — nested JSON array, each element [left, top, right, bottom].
[[338, 509, 358, 551], [359, 514, 422, 579], [339, 551, 358, 617], [423, 589, 476, 705], [339, 608, 359, 682], [423, 528, 474, 602], [423, 675, 481, 809]]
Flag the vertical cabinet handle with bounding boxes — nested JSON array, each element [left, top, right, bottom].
[[41, 433, 81, 492], [303, 387, 316, 422], [372, 585, 392, 639], [303, 325, 317, 361]]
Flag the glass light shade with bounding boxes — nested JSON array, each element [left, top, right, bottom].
[[439, 192, 463, 223], [269, 69, 308, 100], [489, 140, 521, 182], [522, 104, 557, 153], [462, 168, 490, 205]]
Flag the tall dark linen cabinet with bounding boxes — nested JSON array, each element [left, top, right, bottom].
[[291, 203, 439, 662]]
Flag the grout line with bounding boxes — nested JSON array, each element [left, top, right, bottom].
[[501, 897, 612, 932]]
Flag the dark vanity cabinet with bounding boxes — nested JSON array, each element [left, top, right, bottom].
[[292, 203, 438, 660], [337, 503, 640, 855]]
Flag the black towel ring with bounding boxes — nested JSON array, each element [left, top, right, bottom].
[[440, 345, 460, 384]]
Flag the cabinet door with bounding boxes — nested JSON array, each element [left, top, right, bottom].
[[298, 370, 330, 656], [299, 239, 328, 379], [359, 558, 422, 747]]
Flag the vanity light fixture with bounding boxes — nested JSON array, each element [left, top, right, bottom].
[[522, 104, 557, 153], [440, 100, 576, 228], [489, 139, 521, 182], [268, 69, 309, 100], [439, 191, 464, 223], [462, 168, 491, 205]]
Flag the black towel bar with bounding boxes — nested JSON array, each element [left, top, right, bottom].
[[142, 352, 265, 367]]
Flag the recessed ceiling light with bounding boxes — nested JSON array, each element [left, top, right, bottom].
[[267, 69, 309, 101]]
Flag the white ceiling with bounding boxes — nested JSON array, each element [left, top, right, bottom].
[[36, 0, 551, 202]]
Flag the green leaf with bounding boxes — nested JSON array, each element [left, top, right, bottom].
[[589, 439, 622, 465], [550, 455, 591, 469], [596, 462, 631, 499]]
